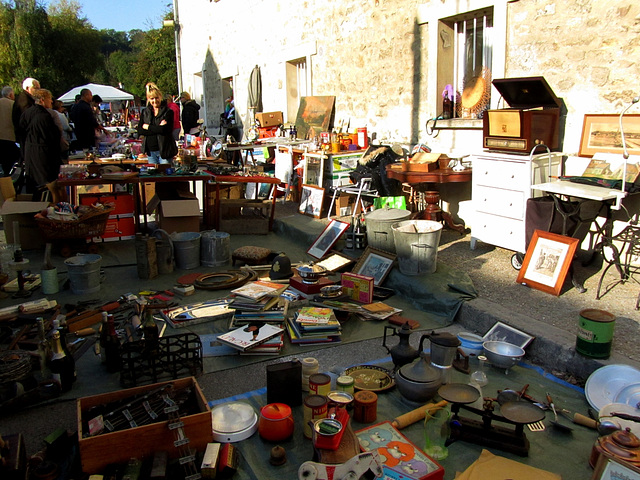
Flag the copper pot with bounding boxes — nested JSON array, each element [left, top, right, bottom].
[[590, 428, 640, 468]]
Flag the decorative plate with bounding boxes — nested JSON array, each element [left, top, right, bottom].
[[343, 365, 395, 392], [585, 364, 640, 411]]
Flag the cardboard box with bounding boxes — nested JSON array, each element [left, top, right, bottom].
[[79, 193, 135, 216], [255, 111, 284, 127], [1, 200, 50, 250], [158, 199, 201, 233], [77, 377, 213, 474], [341, 272, 374, 304], [0, 176, 15, 207]]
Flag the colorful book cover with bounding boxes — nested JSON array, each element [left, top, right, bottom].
[[296, 306, 333, 324], [217, 323, 284, 352], [230, 281, 284, 301]]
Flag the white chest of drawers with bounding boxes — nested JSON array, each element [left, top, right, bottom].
[[470, 151, 562, 253]]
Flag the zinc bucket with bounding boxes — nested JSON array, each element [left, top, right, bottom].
[[64, 254, 102, 295], [171, 232, 201, 270], [391, 220, 442, 275], [365, 207, 411, 253], [576, 308, 616, 359], [200, 230, 231, 267]]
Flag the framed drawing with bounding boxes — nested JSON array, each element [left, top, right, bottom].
[[315, 250, 355, 272], [516, 230, 579, 296], [579, 114, 640, 157], [307, 219, 349, 259], [592, 452, 640, 480], [483, 321, 534, 349], [352, 246, 396, 286], [299, 184, 325, 218]]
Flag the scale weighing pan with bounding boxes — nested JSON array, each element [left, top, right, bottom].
[[438, 383, 480, 404], [500, 401, 545, 425]]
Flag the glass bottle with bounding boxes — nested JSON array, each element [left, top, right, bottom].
[[49, 330, 76, 392], [36, 317, 52, 383], [442, 91, 453, 120], [102, 314, 121, 373], [143, 309, 159, 355], [469, 355, 488, 409]]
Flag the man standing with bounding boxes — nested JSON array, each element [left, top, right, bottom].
[[12, 77, 39, 151], [0, 86, 19, 176], [69, 88, 105, 150], [178, 92, 200, 136]]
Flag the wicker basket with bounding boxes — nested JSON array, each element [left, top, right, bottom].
[[35, 206, 115, 240]]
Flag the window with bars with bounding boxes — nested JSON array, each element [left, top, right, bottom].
[[438, 7, 494, 119]]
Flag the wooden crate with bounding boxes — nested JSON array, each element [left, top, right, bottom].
[[219, 199, 271, 234], [77, 376, 212, 474]]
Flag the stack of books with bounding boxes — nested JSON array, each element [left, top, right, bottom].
[[286, 306, 341, 345], [355, 302, 403, 321], [230, 280, 287, 312]]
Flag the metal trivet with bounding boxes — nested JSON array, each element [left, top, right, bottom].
[[119, 333, 203, 388]]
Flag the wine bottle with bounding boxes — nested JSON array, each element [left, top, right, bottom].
[[49, 330, 76, 392], [104, 314, 121, 373], [143, 310, 159, 355], [442, 91, 453, 120], [36, 317, 52, 383]]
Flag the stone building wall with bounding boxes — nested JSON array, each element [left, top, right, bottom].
[[177, 0, 639, 156]]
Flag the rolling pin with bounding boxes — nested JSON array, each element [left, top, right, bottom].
[[391, 400, 448, 429]]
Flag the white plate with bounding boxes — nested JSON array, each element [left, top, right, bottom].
[[614, 383, 640, 408], [585, 364, 640, 411], [599, 402, 640, 436]]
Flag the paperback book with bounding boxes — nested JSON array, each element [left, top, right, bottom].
[[231, 280, 285, 301]]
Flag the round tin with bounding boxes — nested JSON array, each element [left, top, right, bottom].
[[336, 375, 355, 395], [304, 394, 328, 439], [353, 390, 378, 424], [309, 373, 331, 397]]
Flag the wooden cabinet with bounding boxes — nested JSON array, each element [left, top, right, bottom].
[[470, 151, 562, 253]]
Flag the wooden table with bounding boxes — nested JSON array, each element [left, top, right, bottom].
[[205, 173, 281, 231], [57, 173, 213, 232], [386, 163, 472, 233]]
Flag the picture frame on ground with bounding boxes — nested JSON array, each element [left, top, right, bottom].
[[483, 321, 534, 349], [353, 246, 396, 286], [516, 230, 579, 296], [299, 184, 325, 218], [579, 113, 640, 157], [315, 250, 355, 272], [307, 219, 349, 259]]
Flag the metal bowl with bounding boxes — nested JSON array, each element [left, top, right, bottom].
[[483, 341, 525, 369]]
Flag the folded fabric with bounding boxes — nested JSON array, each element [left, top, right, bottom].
[[455, 449, 561, 480]]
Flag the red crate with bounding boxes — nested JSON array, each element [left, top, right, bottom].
[[80, 193, 134, 216]]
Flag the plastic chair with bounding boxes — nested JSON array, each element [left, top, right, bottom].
[[327, 177, 378, 219]]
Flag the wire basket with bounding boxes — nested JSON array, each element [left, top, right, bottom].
[[35, 206, 115, 240]]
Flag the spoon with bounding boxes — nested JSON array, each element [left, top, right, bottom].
[[546, 393, 573, 432]]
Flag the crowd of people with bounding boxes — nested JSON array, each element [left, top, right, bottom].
[[0, 77, 202, 195]]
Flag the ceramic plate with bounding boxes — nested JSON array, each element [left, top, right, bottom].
[[599, 402, 640, 436], [343, 365, 395, 392], [585, 364, 640, 411], [614, 383, 640, 409]]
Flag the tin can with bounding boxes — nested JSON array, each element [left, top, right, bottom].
[[576, 308, 616, 359], [309, 373, 331, 396], [301, 357, 319, 392], [303, 394, 328, 438], [357, 127, 368, 149], [353, 391, 378, 424], [336, 375, 355, 395]]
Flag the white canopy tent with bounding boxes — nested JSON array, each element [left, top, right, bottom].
[[57, 83, 134, 104]]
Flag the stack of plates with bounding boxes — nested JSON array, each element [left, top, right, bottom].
[[585, 364, 640, 411]]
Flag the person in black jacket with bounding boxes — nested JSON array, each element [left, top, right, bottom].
[[178, 91, 200, 136], [137, 83, 178, 164], [69, 88, 106, 150], [19, 89, 62, 193]]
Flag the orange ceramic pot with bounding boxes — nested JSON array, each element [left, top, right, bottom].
[[259, 403, 294, 442]]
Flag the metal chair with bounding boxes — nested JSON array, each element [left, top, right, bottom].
[[596, 224, 640, 309], [327, 177, 378, 219]]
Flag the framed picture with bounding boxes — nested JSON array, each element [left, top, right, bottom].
[[353, 246, 396, 286], [516, 230, 579, 296], [579, 114, 640, 157], [315, 250, 355, 272], [307, 219, 349, 259], [482, 321, 534, 349], [592, 452, 640, 480], [299, 184, 325, 218]]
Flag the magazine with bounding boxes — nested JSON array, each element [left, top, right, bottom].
[[230, 280, 285, 301], [217, 323, 284, 352]]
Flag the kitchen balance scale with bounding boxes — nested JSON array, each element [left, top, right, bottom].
[[438, 383, 545, 456]]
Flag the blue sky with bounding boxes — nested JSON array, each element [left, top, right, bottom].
[[45, 0, 171, 31]]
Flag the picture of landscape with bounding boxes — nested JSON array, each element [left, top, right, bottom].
[[580, 114, 640, 157]]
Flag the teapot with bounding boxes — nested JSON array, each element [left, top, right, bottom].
[[382, 322, 420, 371]]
